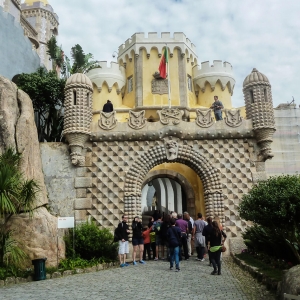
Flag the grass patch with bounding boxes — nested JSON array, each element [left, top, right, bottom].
[[236, 253, 285, 281]]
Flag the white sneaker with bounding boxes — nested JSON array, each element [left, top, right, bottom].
[[200, 258, 205, 262]]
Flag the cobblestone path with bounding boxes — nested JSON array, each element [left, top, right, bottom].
[[0, 257, 275, 300]]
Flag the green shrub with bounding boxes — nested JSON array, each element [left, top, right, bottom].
[[64, 221, 118, 261]]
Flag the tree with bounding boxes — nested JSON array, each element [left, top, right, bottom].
[[16, 67, 66, 142], [46, 36, 64, 77], [239, 175, 300, 263], [0, 149, 39, 267]]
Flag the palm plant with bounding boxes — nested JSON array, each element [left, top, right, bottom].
[[46, 36, 64, 77], [0, 149, 39, 267]]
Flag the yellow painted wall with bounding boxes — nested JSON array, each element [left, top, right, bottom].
[[151, 163, 205, 218], [197, 82, 232, 109], [143, 48, 180, 107], [186, 60, 197, 107], [122, 54, 135, 108]]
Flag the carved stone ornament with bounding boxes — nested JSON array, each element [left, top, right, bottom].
[[195, 109, 214, 128], [70, 152, 85, 167], [224, 109, 243, 127], [164, 139, 179, 160], [98, 111, 117, 130], [128, 110, 146, 130], [152, 79, 169, 95], [158, 108, 183, 125]]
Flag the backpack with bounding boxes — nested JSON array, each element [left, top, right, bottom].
[[113, 222, 123, 242], [154, 221, 162, 236]]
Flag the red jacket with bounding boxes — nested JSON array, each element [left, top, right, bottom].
[[142, 227, 152, 244]]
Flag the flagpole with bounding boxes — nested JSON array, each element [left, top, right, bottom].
[[166, 45, 171, 108]]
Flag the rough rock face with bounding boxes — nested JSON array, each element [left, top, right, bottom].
[[279, 265, 300, 300], [7, 208, 65, 267], [0, 75, 65, 266]]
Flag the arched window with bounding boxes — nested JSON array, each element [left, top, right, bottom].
[[73, 91, 77, 105]]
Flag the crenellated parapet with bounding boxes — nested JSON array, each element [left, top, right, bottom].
[[117, 32, 198, 64], [86, 61, 126, 94], [193, 60, 235, 95]]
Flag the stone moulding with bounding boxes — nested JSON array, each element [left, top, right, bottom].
[[195, 108, 214, 128], [98, 111, 117, 130], [127, 110, 146, 129], [224, 109, 243, 127], [157, 108, 184, 125]]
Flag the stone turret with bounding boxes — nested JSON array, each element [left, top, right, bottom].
[[243, 68, 276, 161], [63, 73, 93, 166]]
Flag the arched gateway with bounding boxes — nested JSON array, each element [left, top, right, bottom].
[[124, 142, 224, 224]]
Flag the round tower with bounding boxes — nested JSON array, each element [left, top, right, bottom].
[[193, 60, 235, 109], [63, 73, 93, 166], [243, 68, 276, 161], [21, 0, 59, 70]]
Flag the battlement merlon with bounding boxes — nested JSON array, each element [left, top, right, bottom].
[[86, 61, 126, 92], [193, 60, 236, 95], [21, 2, 59, 22], [117, 32, 198, 63]]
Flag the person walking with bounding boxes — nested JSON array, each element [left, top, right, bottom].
[[184, 211, 194, 256], [192, 213, 206, 262], [202, 217, 213, 266], [207, 221, 227, 275], [117, 215, 130, 267], [153, 215, 163, 260], [176, 214, 189, 260], [167, 218, 182, 272], [132, 216, 145, 265]]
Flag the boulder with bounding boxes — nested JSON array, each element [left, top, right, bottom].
[[0, 75, 65, 266], [279, 265, 300, 300]]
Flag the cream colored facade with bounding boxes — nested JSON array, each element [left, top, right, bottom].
[[61, 33, 277, 248]]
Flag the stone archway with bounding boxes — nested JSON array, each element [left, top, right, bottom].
[[142, 169, 196, 217], [124, 143, 223, 224]]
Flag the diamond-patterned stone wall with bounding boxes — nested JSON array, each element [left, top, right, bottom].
[[74, 137, 257, 239]]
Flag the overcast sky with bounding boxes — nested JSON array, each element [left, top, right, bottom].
[[47, 0, 300, 108]]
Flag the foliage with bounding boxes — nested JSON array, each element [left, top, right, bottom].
[[0, 149, 39, 268], [239, 175, 300, 263], [0, 266, 32, 280], [16, 67, 66, 142], [64, 221, 118, 261], [242, 224, 297, 264], [46, 36, 64, 73]]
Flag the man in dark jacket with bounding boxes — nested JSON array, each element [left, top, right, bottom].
[[103, 100, 113, 112], [118, 215, 130, 267], [167, 218, 182, 271], [132, 216, 145, 265]]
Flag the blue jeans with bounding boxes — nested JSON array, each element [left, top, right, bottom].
[[170, 246, 180, 269], [214, 111, 223, 121]]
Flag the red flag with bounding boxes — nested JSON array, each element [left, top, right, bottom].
[[158, 48, 168, 79]]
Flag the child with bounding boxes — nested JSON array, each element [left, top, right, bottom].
[[142, 226, 152, 261]]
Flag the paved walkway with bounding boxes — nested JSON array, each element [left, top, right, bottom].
[[0, 257, 275, 300]]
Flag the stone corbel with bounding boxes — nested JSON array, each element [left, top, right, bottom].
[[187, 57, 190, 63], [170, 53, 173, 58], [195, 90, 199, 97], [135, 54, 139, 58], [97, 87, 102, 93], [108, 87, 112, 93], [191, 62, 194, 66], [158, 54, 162, 58], [129, 58, 132, 62], [117, 89, 121, 95], [123, 62, 127, 69], [181, 53, 185, 58], [147, 54, 150, 59]]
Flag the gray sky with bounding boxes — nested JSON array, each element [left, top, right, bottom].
[[47, 0, 300, 108]]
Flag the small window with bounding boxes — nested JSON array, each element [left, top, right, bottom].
[[127, 76, 133, 93], [73, 91, 77, 105], [249, 90, 254, 103], [264, 88, 268, 102], [187, 75, 192, 92], [87, 92, 89, 106]]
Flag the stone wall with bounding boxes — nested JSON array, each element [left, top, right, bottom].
[[40, 142, 76, 218]]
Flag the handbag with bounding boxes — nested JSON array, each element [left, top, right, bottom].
[[221, 245, 226, 252]]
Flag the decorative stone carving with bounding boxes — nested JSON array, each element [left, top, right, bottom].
[[99, 111, 117, 130], [164, 139, 179, 160], [157, 108, 183, 125], [255, 128, 276, 161], [224, 109, 243, 127], [70, 153, 85, 167], [195, 109, 214, 128], [128, 110, 146, 130], [152, 79, 168, 94]]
